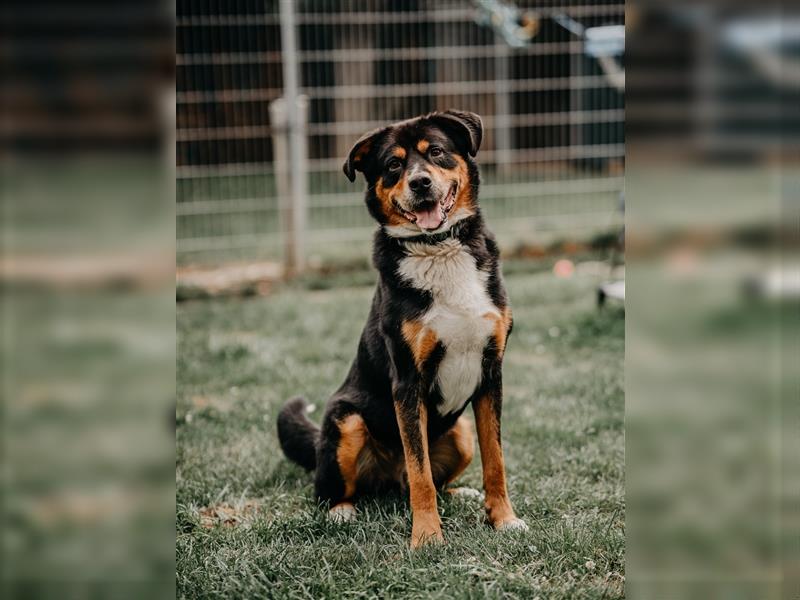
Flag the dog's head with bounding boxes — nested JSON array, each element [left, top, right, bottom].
[[343, 110, 483, 237]]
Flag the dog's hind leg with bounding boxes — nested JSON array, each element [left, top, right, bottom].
[[315, 410, 367, 522], [430, 415, 474, 489]]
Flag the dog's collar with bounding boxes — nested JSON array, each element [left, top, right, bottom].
[[389, 218, 469, 245]]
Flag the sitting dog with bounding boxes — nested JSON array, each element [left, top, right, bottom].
[[278, 110, 527, 547]]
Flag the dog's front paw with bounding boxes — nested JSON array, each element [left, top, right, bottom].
[[495, 517, 529, 532], [329, 502, 356, 523], [410, 528, 444, 549], [410, 512, 444, 549], [484, 496, 527, 532]]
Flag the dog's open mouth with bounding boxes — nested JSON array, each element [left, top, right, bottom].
[[395, 182, 457, 231]]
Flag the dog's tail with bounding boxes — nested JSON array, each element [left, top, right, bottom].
[[277, 397, 319, 471]]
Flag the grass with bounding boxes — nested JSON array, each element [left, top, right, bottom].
[[177, 266, 625, 599]]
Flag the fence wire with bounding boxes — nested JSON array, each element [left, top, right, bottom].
[[177, 0, 624, 265]]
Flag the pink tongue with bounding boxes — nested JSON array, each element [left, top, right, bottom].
[[413, 203, 443, 230]]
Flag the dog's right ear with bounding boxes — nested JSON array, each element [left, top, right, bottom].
[[342, 126, 387, 182], [430, 110, 483, 157]]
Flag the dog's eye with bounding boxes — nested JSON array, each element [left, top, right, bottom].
[[387, 158, 402, 171], [429, 146, 443, 158]]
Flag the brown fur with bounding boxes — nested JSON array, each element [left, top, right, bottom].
[[401, 320, 439, 370], [483, 306, 512, 358], [416, 139, 430, 153], [451, 155, 474, 214], [429, 416, 474, 486], [473, 395, 517, 527], [394, 401, 443, 547], [355, 438, 406, 490], [375, 176, 408, 227], [352, 141, 371, 166], [336, 414, 368, 498], [337, 414, 408, 497]]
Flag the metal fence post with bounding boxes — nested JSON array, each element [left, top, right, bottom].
[[279, 0, 307, 274], [268, 98, 293, 272], [294, 95, 308, 269]]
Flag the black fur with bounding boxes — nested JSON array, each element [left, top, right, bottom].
[[277, 397, 319, 471], [277, 111, 510, 508]]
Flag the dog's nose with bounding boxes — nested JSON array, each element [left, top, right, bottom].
[[408, 173, 432, 193]]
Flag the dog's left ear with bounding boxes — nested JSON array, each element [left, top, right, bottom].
[[342, 126, 387, 182], [430, 110, 483, 157]]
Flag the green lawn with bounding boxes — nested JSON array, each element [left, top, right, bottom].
[[176, 267, 624, 599]]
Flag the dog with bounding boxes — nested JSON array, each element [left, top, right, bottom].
[[277, 110, 527, 547]]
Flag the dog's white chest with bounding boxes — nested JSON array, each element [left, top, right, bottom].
[[398, 239, 499, 416]]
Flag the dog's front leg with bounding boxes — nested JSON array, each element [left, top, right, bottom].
[[473, 382, 528, 531], [394, 383, 443, 548]]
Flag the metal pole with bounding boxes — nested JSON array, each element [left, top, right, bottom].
[[268, 98, 294, 272], [279, 0, 307, 274]]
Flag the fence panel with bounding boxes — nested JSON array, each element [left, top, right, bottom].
[[177, 0, 624, 265]]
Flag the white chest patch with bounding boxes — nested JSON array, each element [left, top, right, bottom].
[[398, 239, 499, 416]]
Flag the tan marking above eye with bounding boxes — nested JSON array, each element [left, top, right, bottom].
[[392, 147, 407, 159], [416, 140, 430, 154]]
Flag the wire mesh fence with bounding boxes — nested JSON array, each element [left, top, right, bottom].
[[177, 0, 624, 266]]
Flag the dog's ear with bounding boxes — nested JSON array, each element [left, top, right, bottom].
[[430, 110, 483, 157], [342, 126, 387, 182]]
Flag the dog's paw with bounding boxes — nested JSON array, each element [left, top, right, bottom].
[[410, 512, 444, 549], [329, 503, 356, 523], [447, 487, 483, 500], [496, 517, 529, 532], [410, 529, 444, 549]]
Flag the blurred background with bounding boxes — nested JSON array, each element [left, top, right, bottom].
[[625, 2, 798, 599], [2, 0, 175, 596], [176, 0, 625, 274]]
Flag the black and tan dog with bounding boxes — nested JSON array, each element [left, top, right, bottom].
[[277, 110, 527, 547]]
